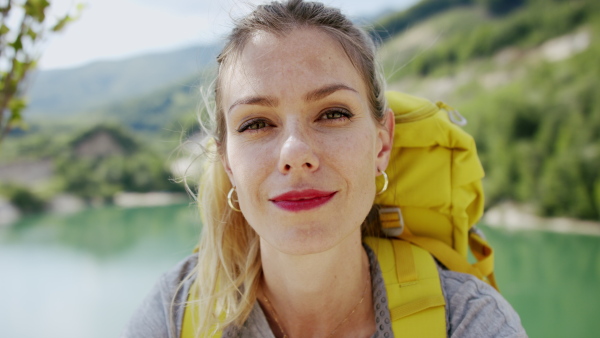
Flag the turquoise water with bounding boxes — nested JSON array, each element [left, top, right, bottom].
[[482, 226, 600, 338], [0, 204, 200, 338], [0, 204, 598, 338]]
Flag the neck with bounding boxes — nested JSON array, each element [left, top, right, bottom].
[[258, 230, 374, 337]]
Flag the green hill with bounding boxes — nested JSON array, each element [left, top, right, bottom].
[[4, 0, 599, 221], [97, 74, 206, 133], [379, 0, 600, 219], [26, 43, 220, 118]]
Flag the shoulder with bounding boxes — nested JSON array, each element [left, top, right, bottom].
[[159, 254, 198, 296], [120, 254, 198, 338], [439, 267, 528, 338]]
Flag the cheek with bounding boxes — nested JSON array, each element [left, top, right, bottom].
[[327, 129, 377, 190], [227, 147, 253, 184], [336, 129, 376, 166], [226, 138, 273, 201]]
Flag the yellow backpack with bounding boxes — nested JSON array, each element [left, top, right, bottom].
[[181, 91, 497, 337], [376, 91, 497, 290]]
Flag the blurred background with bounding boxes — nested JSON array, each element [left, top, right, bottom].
[[0, 0, 599, 337]]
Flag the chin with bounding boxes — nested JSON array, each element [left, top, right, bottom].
[[270, 223, 360, 255]]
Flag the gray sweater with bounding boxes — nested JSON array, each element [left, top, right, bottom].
[[122, 245, 527, 337]]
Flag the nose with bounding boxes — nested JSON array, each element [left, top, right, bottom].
[[278, 130, 319, 174]]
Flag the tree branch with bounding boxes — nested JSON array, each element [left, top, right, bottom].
[[0, 9, 28, 138]]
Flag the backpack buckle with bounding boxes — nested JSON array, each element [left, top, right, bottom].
[[379, 206, 405, 237], [469, 226, 487, 240]]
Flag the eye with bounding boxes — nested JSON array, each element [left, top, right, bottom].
[[318, 108, 354, 121], [237, 119, 271, 133]]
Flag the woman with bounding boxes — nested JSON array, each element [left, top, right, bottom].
[[123, 0, 526, 337]]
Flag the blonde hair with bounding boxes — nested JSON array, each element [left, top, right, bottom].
[[186, 0, 387, 335]]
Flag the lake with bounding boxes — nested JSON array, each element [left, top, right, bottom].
[[0, 204, 598, 338]]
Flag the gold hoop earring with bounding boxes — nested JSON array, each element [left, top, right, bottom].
[[227, 186, 241, 212], [376, 170, 388, 196]]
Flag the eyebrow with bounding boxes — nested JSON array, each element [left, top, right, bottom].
[[228, 96, 279, 114], [228, 83, 358, 114], [304, 83, 358, 102]]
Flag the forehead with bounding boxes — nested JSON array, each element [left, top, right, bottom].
[[221, 28, 367, 105]]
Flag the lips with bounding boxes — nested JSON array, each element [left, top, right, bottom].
[[269, 189, 337, 212]]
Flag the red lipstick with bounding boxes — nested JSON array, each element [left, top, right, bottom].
[[270, 189, 336, 212]]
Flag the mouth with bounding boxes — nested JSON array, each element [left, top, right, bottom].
[[269, 189, 337, 212]]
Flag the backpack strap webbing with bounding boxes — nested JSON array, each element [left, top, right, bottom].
[[364, 237, 446, 337], [181, 280, 223, 338], [379, 211, 499, 291], [181, 283, 198, 338]]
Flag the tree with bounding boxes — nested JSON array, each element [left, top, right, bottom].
[[477, 0, 526, 16], [0, 0, 80, 144]]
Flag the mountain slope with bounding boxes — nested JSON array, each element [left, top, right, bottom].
[[378, 0, 600, 220], [97, 74, 204, 133], [26, 43, 220, 118]]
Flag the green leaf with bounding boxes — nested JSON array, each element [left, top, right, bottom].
[[8, 97, 27, 116], [51, 15, 71, 32], [7, 114, 29, 131], [0, 24, 9, 36], [6, 97, 29, 131], [12, 59, 26, 79], [26, 27, 38, 40], [24, 0, 50, 22], [10, 35, 23, 51]]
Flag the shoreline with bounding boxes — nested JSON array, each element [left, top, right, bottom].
[[0, 192, 190, 228], [482, 201, 600, 237], [4, 197, 600, 236]]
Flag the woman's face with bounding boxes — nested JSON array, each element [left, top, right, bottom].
[[221, 28, 393, 255]]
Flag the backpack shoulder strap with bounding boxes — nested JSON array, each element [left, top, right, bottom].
[[181, 283, 196, 338], [181, 281, 223, 338], [364, 236, 446, 337]]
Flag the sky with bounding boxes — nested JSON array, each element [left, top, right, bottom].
[[39, 0, 417, 70]]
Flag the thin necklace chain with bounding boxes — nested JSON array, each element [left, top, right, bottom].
[[261, 270, 371, 338]]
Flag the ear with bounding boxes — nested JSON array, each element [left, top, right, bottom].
[[375, 108, 395, 174], [220, 150, 236, 187]]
